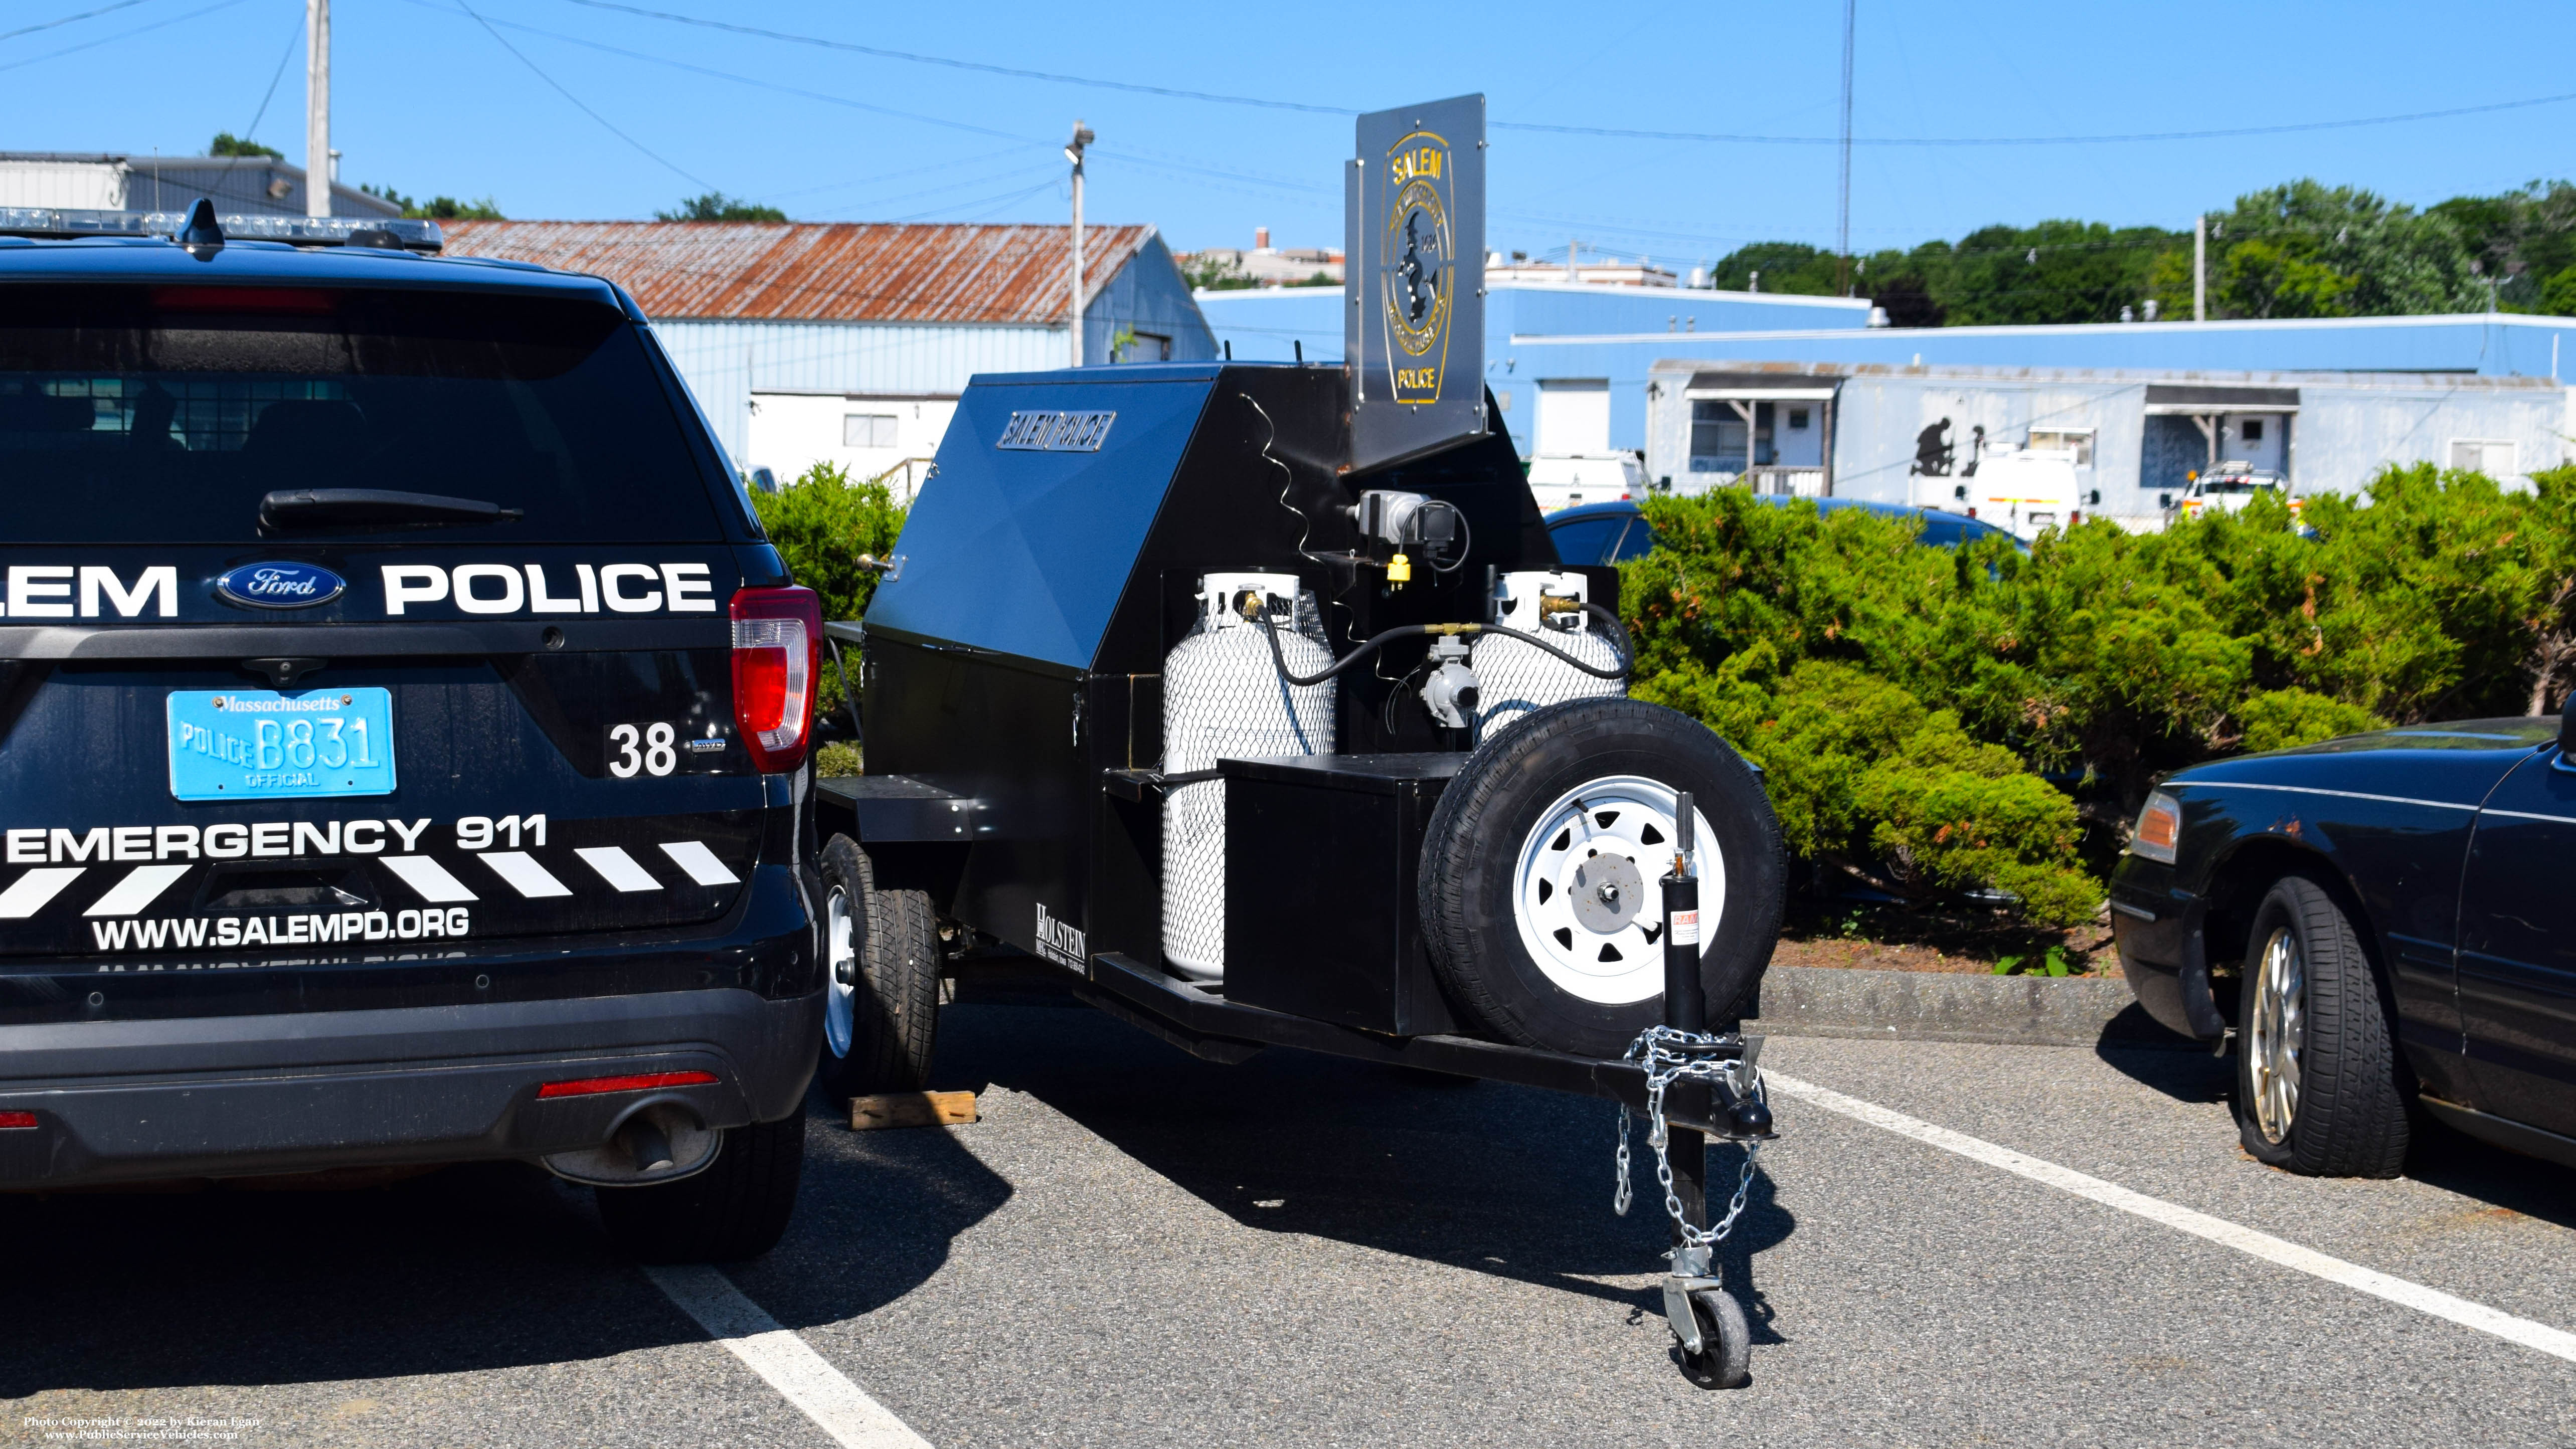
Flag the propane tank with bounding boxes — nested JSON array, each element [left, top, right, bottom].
[[1472, 570, 1624, 743], [1161, 572, 1335, 981]]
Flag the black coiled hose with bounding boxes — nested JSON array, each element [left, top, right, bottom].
[[1246, 601, 1632, 689]]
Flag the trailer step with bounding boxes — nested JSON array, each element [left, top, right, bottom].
[[814, 774, 982, 842]]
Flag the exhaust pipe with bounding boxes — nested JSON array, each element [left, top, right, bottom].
[[621, 1115, 677, 1174], [540, 1100, 718, 1186]]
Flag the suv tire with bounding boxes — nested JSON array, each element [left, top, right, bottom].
[[1420, 698, 1785, 1059], [596, 1112, 805, 1262], [2235, 873, 2409, 1177], [813, 834, 942, 1102]]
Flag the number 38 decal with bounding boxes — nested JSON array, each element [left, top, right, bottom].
[[608, 721, 679, 779]]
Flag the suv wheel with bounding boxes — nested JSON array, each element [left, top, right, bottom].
[[2235, 873, 2409, 1177], [813, 834, 942, 1102], [596, 1113, 805, 1262]]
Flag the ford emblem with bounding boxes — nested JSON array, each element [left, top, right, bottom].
[[215, 561, 346, 609]]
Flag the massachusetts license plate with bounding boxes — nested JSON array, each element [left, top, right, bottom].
[[166, 688, 398, 801]]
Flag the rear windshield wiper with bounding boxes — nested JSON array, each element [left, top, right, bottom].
[[259, 488, 526, 532]]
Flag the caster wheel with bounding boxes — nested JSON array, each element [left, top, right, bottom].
[[1677, 1288, 1750, 1389]]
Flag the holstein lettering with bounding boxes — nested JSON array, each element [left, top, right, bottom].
[[1035, 901, 1088, 968]]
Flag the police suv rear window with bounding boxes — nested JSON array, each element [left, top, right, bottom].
[[0, 285, 723, 543]]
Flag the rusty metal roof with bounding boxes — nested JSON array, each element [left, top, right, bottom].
[[435, 220, 1155, 325]]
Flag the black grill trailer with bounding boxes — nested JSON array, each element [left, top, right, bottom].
[[813, 360, 1786, 1386]]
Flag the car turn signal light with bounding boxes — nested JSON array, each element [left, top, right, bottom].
[[730, 586, 823, 775], [2131, 790, 2182, 864]]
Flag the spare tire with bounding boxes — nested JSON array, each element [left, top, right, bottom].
[[1419, 697, 1784, 1058]]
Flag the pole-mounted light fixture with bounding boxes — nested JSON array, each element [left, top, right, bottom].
[[1066, 121, 1095, 368]]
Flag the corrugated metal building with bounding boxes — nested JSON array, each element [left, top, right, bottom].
[[0, 151, 397, 219], [438, 219, 1216, 490]]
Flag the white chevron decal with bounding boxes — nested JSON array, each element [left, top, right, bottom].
[[84, 864, 192, 918], [0, 867, 83, 919], [659, 840, 740, 887], [380, 854, 479, 903], [574, 846, 661, 893], [479, 851, 572, 898]]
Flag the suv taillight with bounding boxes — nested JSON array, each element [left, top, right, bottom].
[[731, 586, 822, 774]]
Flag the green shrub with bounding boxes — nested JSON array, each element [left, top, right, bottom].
[[1620, 462, 2576, 922], [749, 461, 909, 731]]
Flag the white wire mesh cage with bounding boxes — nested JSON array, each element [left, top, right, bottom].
[[1473, 570, 1624, 743], [1161, 573, 1334, 980]]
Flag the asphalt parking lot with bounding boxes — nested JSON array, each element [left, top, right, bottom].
[[12, 987, 2576, 1447]]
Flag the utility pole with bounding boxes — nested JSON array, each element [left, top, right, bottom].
[[1065, 120, 1093, 367], [305, 0, 330, 218], [1836, 0, 1855, 296], [2193, 213, 2206, 322]]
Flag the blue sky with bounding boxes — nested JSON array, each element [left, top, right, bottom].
[[10, 0, 2576, 267]]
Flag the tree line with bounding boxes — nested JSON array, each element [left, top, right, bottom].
[[1713, 177, 2576, 325]]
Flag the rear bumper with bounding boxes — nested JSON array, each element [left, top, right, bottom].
[[0, 986, 821, 1188]]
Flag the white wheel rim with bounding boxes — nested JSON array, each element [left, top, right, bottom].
[[2249, 926, 2304, 1143], [824, 884, 856, 1058], [1510, 774, 1726, 1006]]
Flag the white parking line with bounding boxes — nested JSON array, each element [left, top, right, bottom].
[[644, 1263, 933, 1449], [1767, 1072, 2576, 1365]]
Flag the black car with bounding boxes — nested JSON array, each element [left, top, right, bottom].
[[1545, 495, 2020, 566], [2114, 709, 2576, 1177], [0, 208, 824, 1259]]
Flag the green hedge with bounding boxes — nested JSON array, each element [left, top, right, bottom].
[[749, 461, 908, 731], [1623, 462, 2576, 922]]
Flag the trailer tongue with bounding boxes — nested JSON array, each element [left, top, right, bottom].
[[814, 94, 1789, 1388]]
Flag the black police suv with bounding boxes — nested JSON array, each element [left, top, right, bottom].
[[2116, 707, 2576, 1179], [0, 209, 824, 1260]]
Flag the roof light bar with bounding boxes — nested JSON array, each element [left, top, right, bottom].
[[0, 207, 442, 252], [535, 1070, 719, 1100]]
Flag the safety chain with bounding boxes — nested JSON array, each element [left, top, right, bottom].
[[1613, 1025, 1764, 1253]]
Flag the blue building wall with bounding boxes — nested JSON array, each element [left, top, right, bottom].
[[1199, 283, 2576, 457], [1194, 283, 1876, 451]]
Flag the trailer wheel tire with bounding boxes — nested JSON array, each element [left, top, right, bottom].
[[1679, 1288, 1752, 1390], [595, 1112, 805, 1263], [1420, 698, 1785, 1059], [813, 834, 942, 1103]]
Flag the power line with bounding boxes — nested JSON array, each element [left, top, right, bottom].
[[1493, 91, 2576, 146], [385, 0, 1048, 148], [0, 0, 156, 44], [240, 3, 302, 145], [552, 0, 1351, 115], [755, 144, 1032, 205], [546, 0, 2576, 149], [451, 0, 714, 190], [0, 0, 247, 75]]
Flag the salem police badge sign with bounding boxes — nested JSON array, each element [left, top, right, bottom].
[[1380, 131, 1456, 405], [1346, 94, 1486, 473]]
